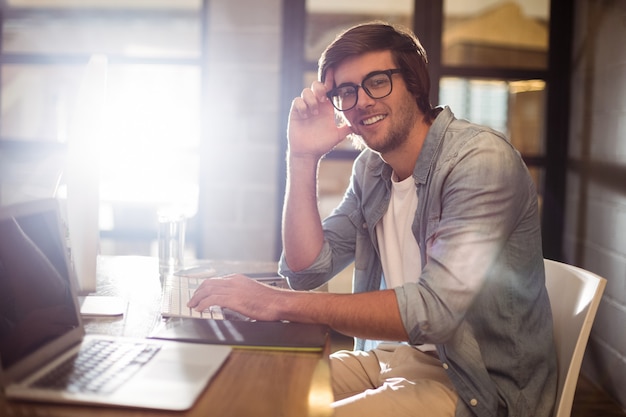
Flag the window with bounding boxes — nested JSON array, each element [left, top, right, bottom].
[[0, 0, 206, 256], [439, 0, 549, 201]]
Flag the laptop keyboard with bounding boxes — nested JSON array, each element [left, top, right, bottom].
[[32, 339, 161, 394]]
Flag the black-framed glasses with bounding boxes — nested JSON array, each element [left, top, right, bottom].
[[326, 69, 402, 112]]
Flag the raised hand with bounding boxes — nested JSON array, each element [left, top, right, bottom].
[[287, 68, 353, 159]]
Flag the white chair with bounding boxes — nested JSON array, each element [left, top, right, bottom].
[[544, 259, 607, 417]]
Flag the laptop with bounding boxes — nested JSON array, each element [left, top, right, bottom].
[[0, 199, 231, 411]]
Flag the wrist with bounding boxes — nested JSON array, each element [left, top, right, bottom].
[[287, 151, 322, 174]]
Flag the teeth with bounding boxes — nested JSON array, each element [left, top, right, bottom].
[[362, 115, 385, 125]]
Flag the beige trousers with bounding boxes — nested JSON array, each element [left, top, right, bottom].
[[330, 344, 458, 417]]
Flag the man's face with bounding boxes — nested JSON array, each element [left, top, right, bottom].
[[332, 50, 421, 155]]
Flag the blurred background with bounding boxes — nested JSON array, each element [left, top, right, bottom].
[[0, 0, 554, 261]]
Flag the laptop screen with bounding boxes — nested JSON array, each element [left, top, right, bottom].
[[0, 204, 80, 370]]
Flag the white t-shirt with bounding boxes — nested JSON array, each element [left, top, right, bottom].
[[376, 173, 422, 290], [374, 174, 435, 353]]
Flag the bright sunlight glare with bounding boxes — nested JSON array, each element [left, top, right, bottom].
[[98, 63, 200, 217]]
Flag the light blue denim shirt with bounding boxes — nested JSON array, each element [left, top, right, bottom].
[[279, 107, 557, 417]]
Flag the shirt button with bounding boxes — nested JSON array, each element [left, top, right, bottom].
[[362, 223, 367, 229], [470, 399, 478, 407], [442, 363, 449, 370]]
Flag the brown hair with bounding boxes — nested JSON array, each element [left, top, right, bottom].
[[319, 22, 437, 122]]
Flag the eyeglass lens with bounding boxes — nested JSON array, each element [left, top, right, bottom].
[[331, 72, 394, 111]]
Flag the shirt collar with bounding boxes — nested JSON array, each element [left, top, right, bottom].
[[412, 106, 453, 185]]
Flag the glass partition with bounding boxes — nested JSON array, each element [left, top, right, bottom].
[[440, 77, 545, 157]]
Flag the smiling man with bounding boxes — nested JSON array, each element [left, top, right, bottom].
[[189, 22, 557, 417]]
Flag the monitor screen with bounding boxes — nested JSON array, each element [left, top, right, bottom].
[[0, 207, 79, 369]]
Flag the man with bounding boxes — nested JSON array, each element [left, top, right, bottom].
[[189, 22, 557, 417]]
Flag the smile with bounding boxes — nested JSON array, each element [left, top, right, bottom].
[[361, 114, 386, 126]]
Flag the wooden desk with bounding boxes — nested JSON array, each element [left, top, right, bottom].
[[1, 256, 334, 417]]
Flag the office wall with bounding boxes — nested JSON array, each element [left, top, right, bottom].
[[199, 0, 283, 261], [565, 0, 626, 409]]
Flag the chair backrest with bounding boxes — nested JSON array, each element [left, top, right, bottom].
[[544, 259, 607, 417]]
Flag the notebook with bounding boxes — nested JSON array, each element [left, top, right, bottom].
[[151, 318, 330, 352], [0, 199, 232, 411]]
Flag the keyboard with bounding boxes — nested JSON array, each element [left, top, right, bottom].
[[33, 339, 161, 394], [161, 272, 287, 320], [161, 274, 224, 319]]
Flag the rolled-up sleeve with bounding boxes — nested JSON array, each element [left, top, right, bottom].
[[395, 129, 533, 345]]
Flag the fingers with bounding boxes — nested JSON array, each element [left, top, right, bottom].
[[337, 123, 355, 138], [187, 274, 260, 313], [290, 80, 330, 120], [290, 93, 319, 120], [186, 275, 232, 311], [311, 80, 329, 102]]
